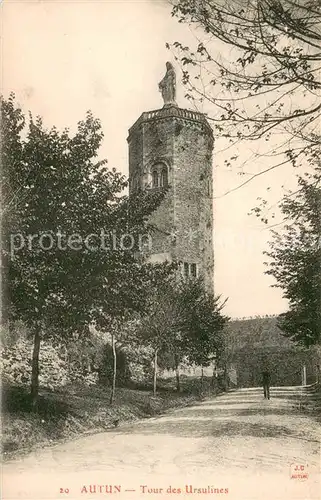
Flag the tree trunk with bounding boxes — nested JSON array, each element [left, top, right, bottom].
[[211, 364, 217, 389], [110, 332, 117, 405], [200, 365, 204, 393], [153, 349, 158, 396], [174, 354, 180, 392], [30, 324, 41, 411], [224, 366, 228, 392], [301, 365, 307, 386]]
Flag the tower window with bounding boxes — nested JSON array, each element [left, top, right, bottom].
[[151, 162, 169, 189], [182, 262, 198, 278], [160, 167, 168, 187], [152, 170, 159, 188]]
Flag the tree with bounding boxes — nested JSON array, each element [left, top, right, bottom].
[[137, 276, 228, 394], [179, 279, 228, 390], [170, 0, 321, 348], [170, 0, 321, 184], [1, 94, 167, 408], [136, 274, 181, 395], [94, 261, 175, 402], [264, 174, 321, 346]]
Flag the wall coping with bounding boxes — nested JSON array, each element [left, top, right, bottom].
[[127, 104, 213, 139]]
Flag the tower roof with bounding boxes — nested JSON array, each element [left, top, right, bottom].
[[127, 104, 213, 140]]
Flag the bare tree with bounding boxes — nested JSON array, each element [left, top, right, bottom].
[[170, 0, 321, 184]]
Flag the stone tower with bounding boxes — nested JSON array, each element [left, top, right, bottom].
[[127, 65, 214, 291]]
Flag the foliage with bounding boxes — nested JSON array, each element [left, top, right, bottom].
[[170, 0, 321, 174], [137, 276, 228, 381], [170, 0, 321, 347], [137, 276, 181, 355], [218, 315, 292, 367], [1, 339, 33, 386], [62, 335, 101, 386], [1, 94, 168, 404], [2, 94, 165, 332], [264, 176, 321, 345], [122, 343, 155, 384], [216, 315, 321, 387], [178, 279, 228, 366], [0, 332, 101, 389]]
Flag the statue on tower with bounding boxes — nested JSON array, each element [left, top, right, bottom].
[[159, 62, 177, 106]]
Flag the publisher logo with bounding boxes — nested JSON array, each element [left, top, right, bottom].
[[290, 463, 309, 480]]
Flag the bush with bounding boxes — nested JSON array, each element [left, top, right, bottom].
[[1, 339, 32, 386], [0, 337, 98, 389], [124, 344, 154, 384], [1, 339, 68, 388]]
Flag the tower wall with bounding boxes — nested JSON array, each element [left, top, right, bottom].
[[128, 117, 175, 258], [172, 118, 214, 291], [128, 106, 214, 291]]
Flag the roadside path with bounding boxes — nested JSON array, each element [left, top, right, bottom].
[[2, 386, 320, 500]]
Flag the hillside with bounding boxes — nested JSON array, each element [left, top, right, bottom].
[[221, 316, 319, 387], [226, 316, 295, 350]]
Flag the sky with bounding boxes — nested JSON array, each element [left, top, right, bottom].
[[1, 0, 295, 317]]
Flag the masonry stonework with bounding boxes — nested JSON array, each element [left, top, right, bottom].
[[128, 104, 214, 291]]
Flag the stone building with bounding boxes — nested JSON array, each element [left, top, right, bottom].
[[127, 64, 214, 291]]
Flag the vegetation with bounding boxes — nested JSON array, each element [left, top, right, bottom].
[[1, 94, 170, 408], [2, 376, 218, 459], [265, 175, 321, 346], [170, 0, 321, 346], [137, 277, 228, 394], [170, 0, 321, 174], [1, 94, 228, 456], [218, 315, 320, 387]]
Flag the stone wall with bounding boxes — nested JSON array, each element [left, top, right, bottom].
[[172, 117, 214, 291], [141, 118, 175, 255]]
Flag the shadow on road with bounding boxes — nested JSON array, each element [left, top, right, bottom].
[[117, 386, 320, 443], [120, 418, 296, 439]]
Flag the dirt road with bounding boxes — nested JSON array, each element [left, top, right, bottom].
[[2, 386, 320, 500]]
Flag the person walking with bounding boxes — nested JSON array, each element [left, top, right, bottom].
[[262, 370, 271, 400]]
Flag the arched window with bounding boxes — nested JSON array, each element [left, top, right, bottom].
[[191, 263, 197, 277], [152, 170, 159, 188], [160, 167, 168, 187], [151, 162, 169, 189]]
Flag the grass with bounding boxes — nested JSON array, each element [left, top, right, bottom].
[[2, 375, 221, 460]]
